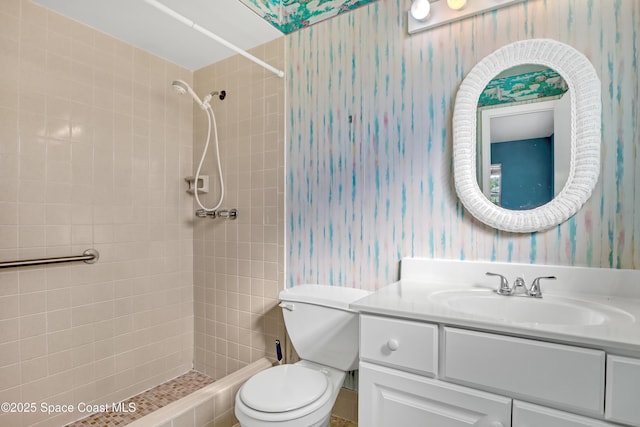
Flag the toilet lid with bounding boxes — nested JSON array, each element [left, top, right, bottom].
[[240, 365, 329, 413]]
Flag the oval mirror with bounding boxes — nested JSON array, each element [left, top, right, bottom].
[[453, 39, 601, 233]]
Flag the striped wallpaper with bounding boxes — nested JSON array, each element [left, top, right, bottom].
[[286, 0, 639, 290]]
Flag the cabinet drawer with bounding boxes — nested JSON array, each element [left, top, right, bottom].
[[360, 314, 438, 376], [442, 327, 605, 416], [359, 361, 512, 427], [514, 401, 617, 426], [605, 355, 640, 426]]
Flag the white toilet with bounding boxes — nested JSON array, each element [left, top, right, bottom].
[[234, 284, 371, 427]]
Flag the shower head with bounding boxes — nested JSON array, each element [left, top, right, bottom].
[[171, 79, 205, 108], [172, 80, 188, 95]]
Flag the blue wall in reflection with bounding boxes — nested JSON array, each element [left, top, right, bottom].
[[491, 137, 554, 210]]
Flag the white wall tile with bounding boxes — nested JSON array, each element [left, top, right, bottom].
[[0, 1, 195, 425]]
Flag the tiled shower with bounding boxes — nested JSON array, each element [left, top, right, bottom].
[[191, 40, 286, 381], [0, 1, 284, 426]]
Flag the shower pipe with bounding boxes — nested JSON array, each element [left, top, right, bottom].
[[0, 249, 99, 269], [143, 0, 285, 78]]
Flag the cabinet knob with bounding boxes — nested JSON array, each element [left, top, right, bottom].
[[387, 339, 400, 351]]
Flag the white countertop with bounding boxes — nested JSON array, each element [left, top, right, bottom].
[[351, 258, 640, 357]]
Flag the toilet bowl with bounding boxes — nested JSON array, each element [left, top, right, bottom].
[[234, 285, 370, 427]]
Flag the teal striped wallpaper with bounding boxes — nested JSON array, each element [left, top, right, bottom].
[[286, 0, 639, 289]]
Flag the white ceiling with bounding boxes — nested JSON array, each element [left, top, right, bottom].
[[32, 0, 284, 71], [491, 110, 555, 144]]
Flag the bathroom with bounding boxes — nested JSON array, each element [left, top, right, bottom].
[[0, 0, 637, 426]]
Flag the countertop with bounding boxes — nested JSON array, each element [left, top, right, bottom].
[[351, 280, 640, 357]]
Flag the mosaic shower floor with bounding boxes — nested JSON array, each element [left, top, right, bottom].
[[65, 370, 215, 426]]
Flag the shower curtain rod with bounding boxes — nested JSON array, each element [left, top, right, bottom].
[[143, 0, 285, 78]]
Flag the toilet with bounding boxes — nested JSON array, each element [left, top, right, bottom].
[[234, 284, 371, 427]]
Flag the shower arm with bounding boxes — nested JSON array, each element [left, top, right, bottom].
[[143, 0, 285, 78]]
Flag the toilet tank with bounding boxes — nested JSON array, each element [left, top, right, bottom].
[[279, 285, 371, 371]]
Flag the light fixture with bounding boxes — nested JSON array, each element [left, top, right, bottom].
[[410, 0, 431, 22], [408, 0, 527, 34], [447, 0, 467, 11]]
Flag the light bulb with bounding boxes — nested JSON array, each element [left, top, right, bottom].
[[447, 0, 467, 10], [410, 0, 431, 22]]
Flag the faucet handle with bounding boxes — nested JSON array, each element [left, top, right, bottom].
[[486, 272, 511, 295], [528, 276, 556, 298]]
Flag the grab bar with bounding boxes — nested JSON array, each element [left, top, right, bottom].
[[0, 248, 99, 269]]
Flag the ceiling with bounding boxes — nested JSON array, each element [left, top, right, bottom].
[[32, 0, 284, 71], [491, 110, 555, 144]]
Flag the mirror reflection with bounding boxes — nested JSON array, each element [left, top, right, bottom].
[[476, 65, 569, 210]]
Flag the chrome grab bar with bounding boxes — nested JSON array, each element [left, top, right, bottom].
[[0, 248, 100, 269]]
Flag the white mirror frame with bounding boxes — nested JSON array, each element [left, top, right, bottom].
[[453, 39, 601, 233]]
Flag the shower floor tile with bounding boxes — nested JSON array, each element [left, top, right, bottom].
[[66, 370, 215, 427]]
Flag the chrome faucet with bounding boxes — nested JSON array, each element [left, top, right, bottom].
[[486, 272, 557, 298], [528, 276, 556, 298], [486, 273, 528, 296]]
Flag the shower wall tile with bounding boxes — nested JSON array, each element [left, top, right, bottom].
[[0, 1, 194, 426], [192, 39, 286, 380], [286, 0, 640, 290]]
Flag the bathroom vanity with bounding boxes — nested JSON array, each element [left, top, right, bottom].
[[352, 258, 640, 427]]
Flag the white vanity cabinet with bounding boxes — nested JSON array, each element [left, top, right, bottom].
[[359, 315, 512, 426], [360, 362, 512, 427], [358, 314, 635, 427]]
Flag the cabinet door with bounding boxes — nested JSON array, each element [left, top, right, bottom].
[[359, 362, 512, 427], [514, 401, 617, 427], [605, 355, 640, 426]]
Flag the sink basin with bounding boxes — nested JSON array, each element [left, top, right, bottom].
[[429, 290, 634, 326]]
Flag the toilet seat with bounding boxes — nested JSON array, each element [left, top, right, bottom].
[[239, 365, 329, 413], [235, 361, 347, 426]]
